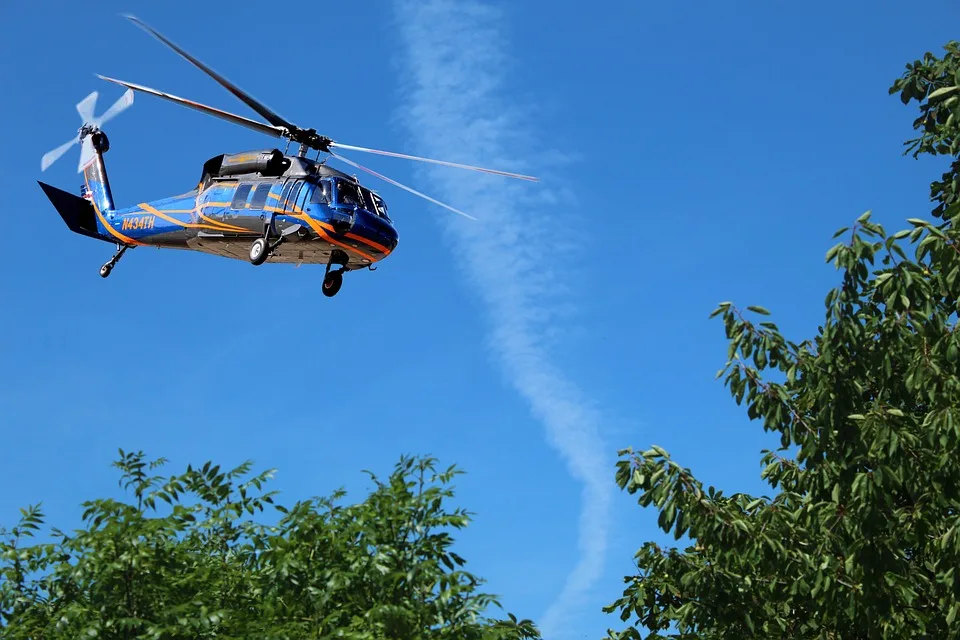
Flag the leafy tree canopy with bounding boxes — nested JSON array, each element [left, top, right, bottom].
[[891, 40, 960, 220], [0, 451, 539, 640], [603, 40, 960, 639]]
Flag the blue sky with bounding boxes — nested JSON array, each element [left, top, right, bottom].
[[2, 0, 958, 637]]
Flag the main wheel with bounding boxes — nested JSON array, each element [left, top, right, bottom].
[[322, 271, 343, 297], [99, 264, 112, 278], [249, 238, 268, 265]]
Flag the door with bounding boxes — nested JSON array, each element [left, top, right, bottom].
[[279, 179, 313, 217]]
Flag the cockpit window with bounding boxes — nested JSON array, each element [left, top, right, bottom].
[[371, 193, 390, 220], [335, 178, 363, 207], [310, 179, 331, 204]]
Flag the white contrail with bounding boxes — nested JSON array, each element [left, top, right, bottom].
[[392, 1, 612, 635]]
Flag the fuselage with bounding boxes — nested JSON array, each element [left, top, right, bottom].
[[92, 150, 399, 270]]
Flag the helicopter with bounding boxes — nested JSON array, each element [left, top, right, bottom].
[[37, 15, 537, 297]]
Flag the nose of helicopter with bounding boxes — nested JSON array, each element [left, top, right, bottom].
[[359, 207, 399, 249], [314, 203, 398, 252]]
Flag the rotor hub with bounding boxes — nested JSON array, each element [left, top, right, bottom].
[[288, 127, 332, 153]]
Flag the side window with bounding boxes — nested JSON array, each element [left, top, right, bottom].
[[278, 181, 295, 210], [249, 182, 272, 209], [231, 183, 252, 209], [282, 180, 305, 212], [310, 179, 330, 204]]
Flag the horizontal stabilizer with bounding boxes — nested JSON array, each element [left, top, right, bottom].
[[37, 181, 110, 242]]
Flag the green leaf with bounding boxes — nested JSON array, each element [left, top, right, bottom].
[[746, 305, 771, 316], [948, 602, 959, 626], [826, 242, 845, 262], [927, 85, 959, 101]]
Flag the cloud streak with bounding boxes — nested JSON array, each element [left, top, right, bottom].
[[392, 2, 611, 635]]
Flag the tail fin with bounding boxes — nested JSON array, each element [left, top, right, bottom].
[[37, 181, 111, 243], [80, 130, 116, 214]]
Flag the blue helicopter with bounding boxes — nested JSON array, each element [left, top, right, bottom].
[[38, 16, 537, 297]]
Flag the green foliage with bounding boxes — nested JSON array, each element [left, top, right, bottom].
[[890, 40, 960, 220], [0, 451, 539, 640], [603, 44, 960, 640]]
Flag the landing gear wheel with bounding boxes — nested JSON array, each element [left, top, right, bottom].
[[322, 271, 343, 297], [249, 238, 268, 265], [98, 243, 128, 279]]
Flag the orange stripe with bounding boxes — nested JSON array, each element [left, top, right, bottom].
[[94, 206, 144, 246], [198, 213, 253, 233], [155, 204, 251, 234], [86, 173, 144, 246], [344, 229, 391, 255], [138, 203, 251, 234], [141, 203, 254, 234], [264, 205, 389, 257], [194, 201, 259, 233], [321, 221, 391, 256], [287, 213, 377, 263], [263, 204, 374, 260]]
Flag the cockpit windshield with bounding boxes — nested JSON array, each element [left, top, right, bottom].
[[332, 178, 390, 220], [335, 178, 364, 208], [370, 193, 389, 220]]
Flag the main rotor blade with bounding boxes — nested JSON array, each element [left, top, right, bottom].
[[97, 75, 285, 139], [330, 151, 477, 221], [124, 15, 297, 133], [329, 142, 539, 182]]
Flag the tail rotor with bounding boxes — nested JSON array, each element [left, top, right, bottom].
[[40, 89, 134, 172]]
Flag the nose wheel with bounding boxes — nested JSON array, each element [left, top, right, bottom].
[[322, 270, 343, 297]]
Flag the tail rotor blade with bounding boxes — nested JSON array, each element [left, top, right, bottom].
[[93, 88, 134, 126], [42, 87, 135, 173], [330, 151, 477, 221], [41, 137, 79, 172], [76, 91, 98, 123], [329, 141, 539, 182]]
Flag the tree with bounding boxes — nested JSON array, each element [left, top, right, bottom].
[[602, 41, 960, 639], [891, 40, 960, 221], [0, 451, 539, 640]]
